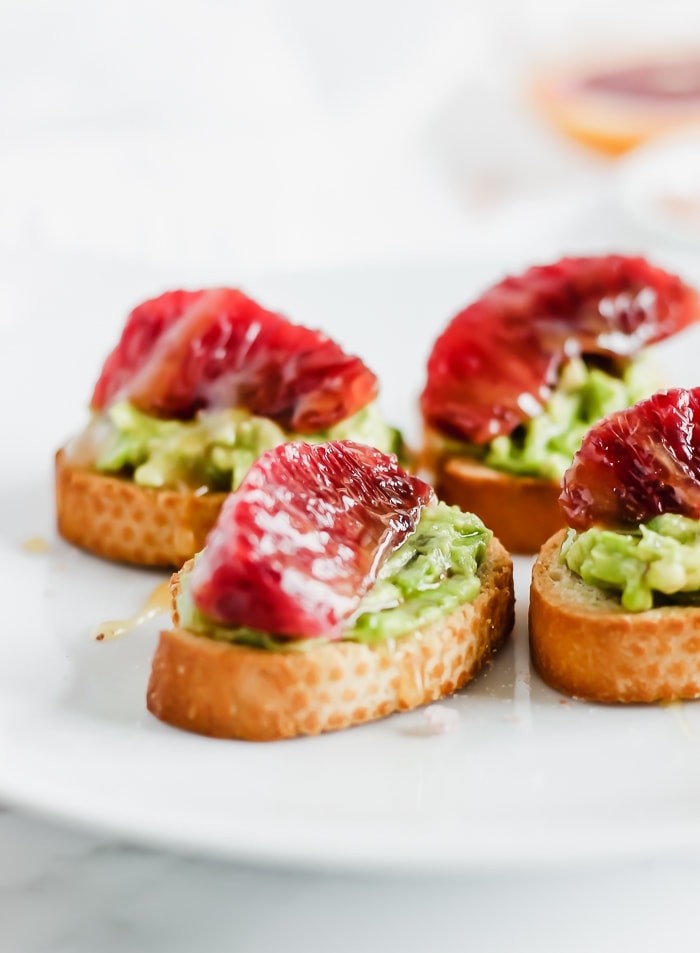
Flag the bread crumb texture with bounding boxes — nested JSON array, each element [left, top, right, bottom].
[[530, 531, 700, 703], [55, 449, 226, 567], [147, 539, 515, 740]]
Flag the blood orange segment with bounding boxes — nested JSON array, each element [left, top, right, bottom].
[[189, 441, 435, 639], [421, 256, 699, 445], [91, 290, 201, 413], [91, 288, 378, 432], [560, 387, 700, 531]]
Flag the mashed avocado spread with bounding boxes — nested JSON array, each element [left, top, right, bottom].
[[440, 354, 660, 481], [176, 503, 491, 649], [561, 514, 700, 612], [92, 401, 402, 491]]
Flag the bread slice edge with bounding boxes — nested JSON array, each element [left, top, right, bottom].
[[55, 448, 226, 567], [146, 537, 515, 741], [422, 430, 563, 554], [530, 530, 700, 703]]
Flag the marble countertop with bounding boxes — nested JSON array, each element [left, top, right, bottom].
[[2, 805, 700, 952]]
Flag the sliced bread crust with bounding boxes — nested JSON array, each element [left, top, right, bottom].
[[146, 538, 515, 741], [55, 449, 226, 567], [423, 435, 563, 554], [530, 531, 700, 703]]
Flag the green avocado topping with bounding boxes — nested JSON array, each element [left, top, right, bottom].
[[435, 354, 660, 481], [176, 502, 491, 650], [90, 400, 402, 492], [485, 355, 660, 480], [561, 514, 700, 612]]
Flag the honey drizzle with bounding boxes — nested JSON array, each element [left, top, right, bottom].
[[92, 579, 171, 642], [21, 536, 50, 554]]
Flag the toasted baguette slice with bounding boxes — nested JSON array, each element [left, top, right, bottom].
[[146, 538, 514, 741], [55, 449, 226, 567], [425, 445, 563, 555], [530, 531, 700, 703]]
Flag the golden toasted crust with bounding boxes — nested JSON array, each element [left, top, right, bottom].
[[146, 538, 515, 740], [530, 531, 700, 703], [55, 449, 226, 567], [423, 438, 563, 555]]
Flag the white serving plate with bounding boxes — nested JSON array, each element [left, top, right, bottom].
[[3, 255, 700, 873]]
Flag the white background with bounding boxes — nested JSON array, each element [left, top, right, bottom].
[[2, 0, 699, 282]]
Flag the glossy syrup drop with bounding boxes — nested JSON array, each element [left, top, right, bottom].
[[92, 579, 171, 642], [21, 536, 50, 554]]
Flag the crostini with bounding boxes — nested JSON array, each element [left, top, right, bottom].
[[57, 288, 400, 567], [421, 255, 700, 553], [530, 387, 700, 703], [147, 440, 515, 740]]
